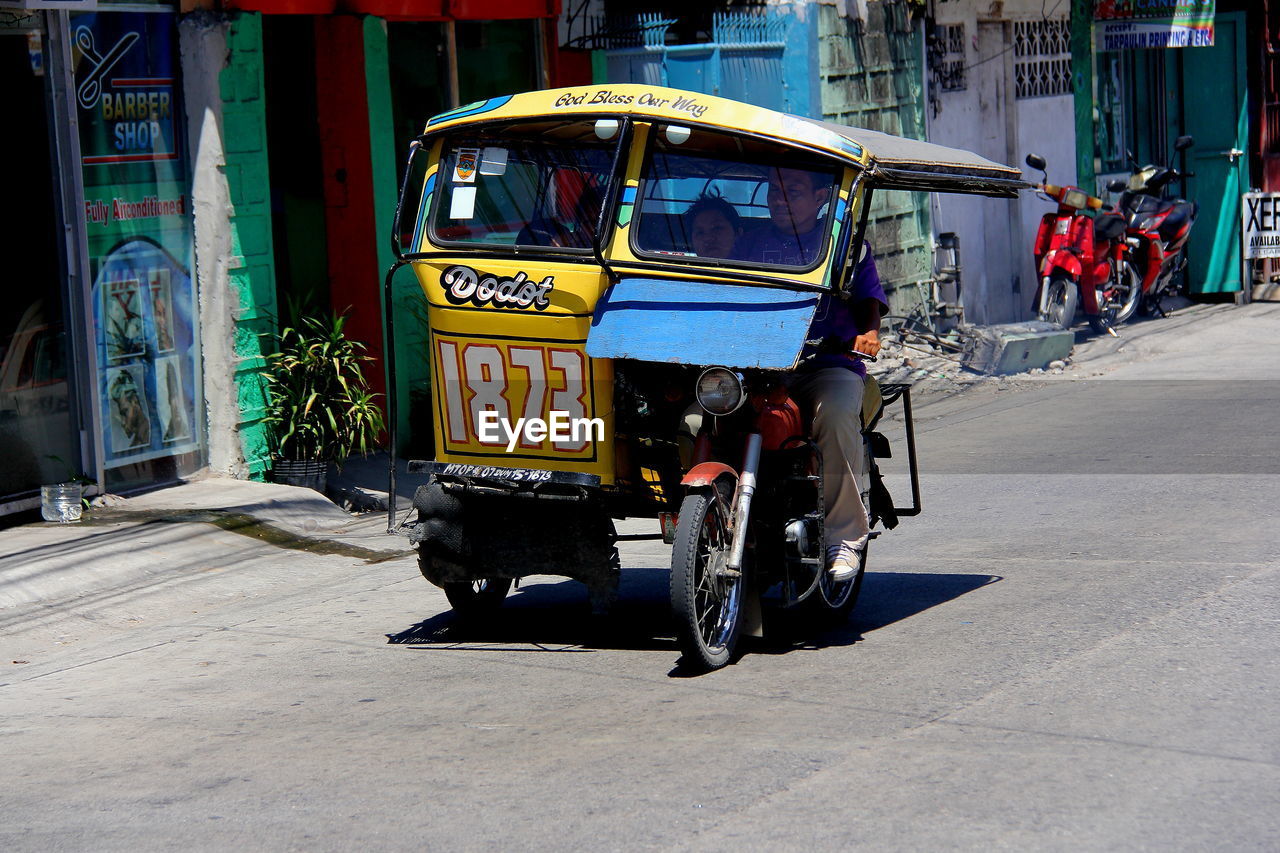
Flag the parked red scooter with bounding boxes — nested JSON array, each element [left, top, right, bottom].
[[1115, 135, 1198, 318], [1026, 153, 1139, 334]]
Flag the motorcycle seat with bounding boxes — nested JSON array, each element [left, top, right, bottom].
[[1157, 200, 1197, 243], [1094, 213, 1127, 242]]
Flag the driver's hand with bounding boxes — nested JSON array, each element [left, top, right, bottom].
[[851, 330, 880, 358]]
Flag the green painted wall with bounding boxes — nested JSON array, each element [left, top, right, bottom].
[[1071, 0, 1095, 191], [818, 1, 930, 314], [220, 13, 277, 480], [366, 16, 431, 455]]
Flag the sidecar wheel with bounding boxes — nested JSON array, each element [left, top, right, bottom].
[[442, 578, 512, 615], [670, 489, 742, 671]]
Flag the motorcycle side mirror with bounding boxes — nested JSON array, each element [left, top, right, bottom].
[[1107, 179, 1126, 193], [1025, 153, 1047, 172], [1174, 135, 1194, 152]]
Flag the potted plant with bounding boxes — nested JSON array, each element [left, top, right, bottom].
[[262, 313, 385, 492]]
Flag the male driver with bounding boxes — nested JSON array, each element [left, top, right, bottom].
[[740, 167, 888, 581]]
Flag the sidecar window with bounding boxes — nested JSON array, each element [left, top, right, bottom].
[[429, 122, 614, 252], [633, 129, 839, 272]]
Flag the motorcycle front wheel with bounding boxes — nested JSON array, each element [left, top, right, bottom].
[[670, 489, 742, 671], [1039, 273, 1078, 329]]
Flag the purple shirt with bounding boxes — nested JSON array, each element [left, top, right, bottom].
[[738, 225, 888, 376], [802, 244, 888, 376]]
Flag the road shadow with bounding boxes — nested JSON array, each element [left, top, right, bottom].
[[387, 568, 677, 653], [387, 568, 1000, 664], [741, 570, 1001, 660]]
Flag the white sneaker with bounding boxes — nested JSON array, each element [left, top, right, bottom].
[[826, 541, 865, 582]]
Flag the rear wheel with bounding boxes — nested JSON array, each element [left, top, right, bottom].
[[670, 489, 742, 671], [1039, 273, 1078, 328], [1089, 261, 1141, 333], [1109, 261, 1143, 327]]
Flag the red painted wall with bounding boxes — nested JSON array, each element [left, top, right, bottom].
[[314, 16, 385, 400]]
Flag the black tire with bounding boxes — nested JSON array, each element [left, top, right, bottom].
[[670, 489, 742, 671], [443, 577, 512, 615], [1088, 260, 1141, 334], [1109, 260, 1143, 327], [417, 547, 511, 616], [1039, 273, 1078, 328]]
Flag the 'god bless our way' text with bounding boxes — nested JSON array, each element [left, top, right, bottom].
[[553, 89, 709, 119]]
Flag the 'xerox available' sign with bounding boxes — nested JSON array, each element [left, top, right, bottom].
[[1242, 193, 1280, 261]]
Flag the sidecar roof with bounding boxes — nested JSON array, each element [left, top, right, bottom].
[[421, 84, 1028, 198]]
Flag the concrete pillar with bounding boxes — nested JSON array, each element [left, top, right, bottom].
[[179, 11, 276, 480]]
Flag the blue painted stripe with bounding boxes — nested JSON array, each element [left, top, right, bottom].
[[426, 95, 514, 127], [411, 172, 436, 251], [838, 138, 863, 158]]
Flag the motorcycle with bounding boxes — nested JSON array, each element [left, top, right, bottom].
[[1026, 153, 1138, 334], [1115, 135, 1198, 317], [382, 84, 1028, 671]]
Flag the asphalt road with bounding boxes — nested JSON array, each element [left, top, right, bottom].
[[2, 305, 1278, 850]]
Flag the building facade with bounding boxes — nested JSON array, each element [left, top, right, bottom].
[[0, 0, 557, 516], [1, 1, 205, 515]]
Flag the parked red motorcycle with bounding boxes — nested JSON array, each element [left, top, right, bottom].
[[1026, 153, 1138, 334], [1115, 135, 1198, 317]]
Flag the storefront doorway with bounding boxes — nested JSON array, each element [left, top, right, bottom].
[[0, 28, 80, 508]]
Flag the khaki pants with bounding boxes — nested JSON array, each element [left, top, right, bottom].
[[678, 367, 870, 549], [789, 367, 870, 548]]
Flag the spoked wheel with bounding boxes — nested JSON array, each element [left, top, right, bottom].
[[1039, 273, 1078, 329], [1109, 261, 1143, 327], [1088, 261, 1141, 334], [670, 489, 742, 671], [442, 577, 512, 616]]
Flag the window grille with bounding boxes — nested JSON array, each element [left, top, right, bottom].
[[1014, 18, 1071, 100], [935, 23, 966, 92]]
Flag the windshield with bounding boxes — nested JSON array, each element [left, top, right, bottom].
[[430, 122, 614, 252], [633, 129, 840, 271]]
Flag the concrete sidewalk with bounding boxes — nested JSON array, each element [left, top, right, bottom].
[[3, 298, 1271, 614], [0, 476, 412, 612]]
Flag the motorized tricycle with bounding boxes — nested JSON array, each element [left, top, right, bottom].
[[381, 85, 1026, 670]]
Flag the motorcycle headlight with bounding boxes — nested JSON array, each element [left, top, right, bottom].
[[1062, 189, 1088, 209], [696, 367, 745, 416]]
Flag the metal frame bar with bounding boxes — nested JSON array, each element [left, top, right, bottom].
[[49, 11, 104, 493]]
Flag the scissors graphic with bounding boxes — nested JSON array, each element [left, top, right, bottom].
[[75, 27, 139, 110]]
